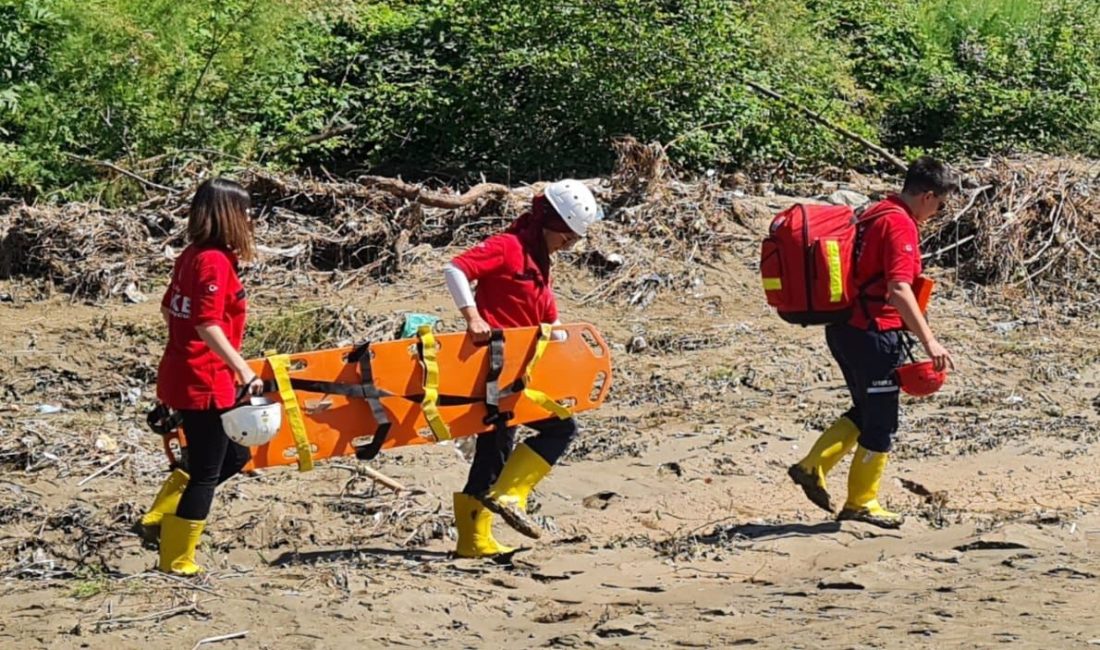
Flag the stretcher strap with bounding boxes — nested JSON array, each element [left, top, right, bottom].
[[485, 330, 505, 411], [520, 324, 572, 420], [347, 341, 394, 461], [265, 350, 314, 472], [416, 325, 452, 442], [482, 330, 512, 430], [258, 376, 478, 405]]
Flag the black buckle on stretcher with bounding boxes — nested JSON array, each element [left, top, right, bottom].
[[483, 410, 514, 428]]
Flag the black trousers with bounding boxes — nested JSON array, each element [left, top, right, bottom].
[[462, 417, 579, 496], [175, 409, 252, 520], [826, 323, 905, 453]]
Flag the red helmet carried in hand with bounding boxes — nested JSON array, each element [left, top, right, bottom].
[[896, 361, 946, 397]]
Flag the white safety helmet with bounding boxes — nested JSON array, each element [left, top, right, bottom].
[[544, 179, 604, 236], [221, 396, 282, 447]]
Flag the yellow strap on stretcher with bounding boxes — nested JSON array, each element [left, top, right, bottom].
[[522, 324, 572, 420], [265, 350, 313, 472], [416, 325, 452, 442]]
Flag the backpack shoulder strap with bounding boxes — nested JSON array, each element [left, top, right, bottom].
[[853, 202, 884, 224], [851, 201, 890, 321], [855, 197, 909, 225]]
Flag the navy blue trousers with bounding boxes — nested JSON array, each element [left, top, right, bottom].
[[826, 323, 905, 453]]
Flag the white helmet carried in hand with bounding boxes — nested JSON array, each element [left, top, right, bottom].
[[544, 179, 603, 236], [221, 397, 282, 447]]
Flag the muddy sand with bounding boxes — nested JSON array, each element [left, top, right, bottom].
[[1, 228, 1099, 649]]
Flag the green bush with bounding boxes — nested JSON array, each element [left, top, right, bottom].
[[290, 0, 868, 178], [0, 0, 873, 193], [1, 0, 1098, 198], [0, 0, 324, 197], [815, 0, 1100, 157]]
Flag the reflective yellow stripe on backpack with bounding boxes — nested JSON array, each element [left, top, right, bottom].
[[825, 240, 844, 303]]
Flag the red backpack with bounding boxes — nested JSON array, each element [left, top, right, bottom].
[[760, 203, 881, 326]]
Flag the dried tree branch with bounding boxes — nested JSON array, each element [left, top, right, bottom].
[[743, 80, 908, 173], [63, 154, 178, 193]]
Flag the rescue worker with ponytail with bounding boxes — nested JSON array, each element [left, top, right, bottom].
[[137, 178, 264, 574], [443, 180, 602, 557], [788, 157, 956, 528]]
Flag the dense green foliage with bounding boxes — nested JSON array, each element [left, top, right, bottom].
[[816, 0, 1100, 160], [2, 0, 1097, 197]]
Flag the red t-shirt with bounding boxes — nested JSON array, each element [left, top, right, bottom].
[[451, 233, 558, 329], [849, 196, 922, 331], [157, 245, 248, 410]]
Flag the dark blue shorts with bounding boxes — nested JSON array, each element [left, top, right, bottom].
[[826, 323, 905, 453]]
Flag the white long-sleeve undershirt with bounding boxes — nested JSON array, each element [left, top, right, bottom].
[[444, 263, 476, 310], [443, 262, 565, 338]]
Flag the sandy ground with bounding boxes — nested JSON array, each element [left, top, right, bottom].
[[2, 226, 1099, 649]]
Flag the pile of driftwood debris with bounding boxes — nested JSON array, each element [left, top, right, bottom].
[[2, 142, 1097, 310]]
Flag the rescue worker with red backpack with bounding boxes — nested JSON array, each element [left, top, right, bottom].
[[763, 157, 956, 529]]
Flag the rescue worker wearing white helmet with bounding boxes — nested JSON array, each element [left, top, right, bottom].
[[442, 179, 602, 557]]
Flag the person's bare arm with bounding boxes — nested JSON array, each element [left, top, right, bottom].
[[887, 281, 953, 372], [459, 305, 492, 343]]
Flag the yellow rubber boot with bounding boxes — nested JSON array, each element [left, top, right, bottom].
[[134, 469, 190, 546], [478, 443, 551, 540], [157, 514, 206, 575], [453, 493, 515, 558], [787, 417, 859, 513], [838, 446, 904, 529]]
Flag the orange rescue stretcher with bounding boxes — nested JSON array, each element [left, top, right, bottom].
[[161, 323, 612, 472]]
